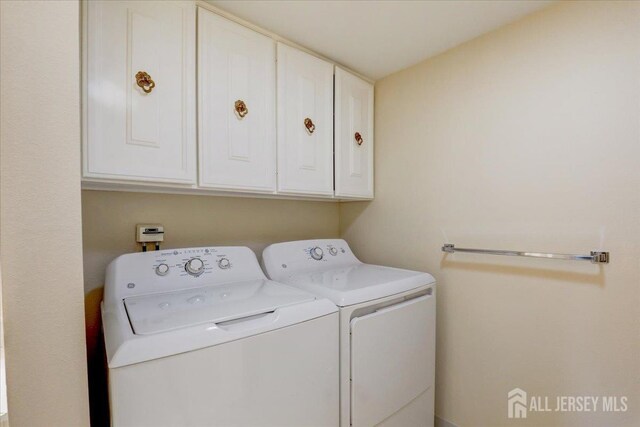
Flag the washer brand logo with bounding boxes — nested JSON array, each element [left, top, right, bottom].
[[508, 388, 528, 419]]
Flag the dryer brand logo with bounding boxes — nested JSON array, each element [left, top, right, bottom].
[[507, 387, 628, 419], [508, 388, 527, 418]]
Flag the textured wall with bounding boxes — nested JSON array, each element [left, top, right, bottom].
[[340, 2, 640, 426], [0, 1, 90, 426]]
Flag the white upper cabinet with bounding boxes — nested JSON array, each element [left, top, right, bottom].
[[277, 43, 334, 196], [335, 67, 374, 199], [198, 8, 276, 192], [84, 1, 196, 184], [83, 3, 374, 200]]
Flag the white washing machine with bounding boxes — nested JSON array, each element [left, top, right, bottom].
[[102, 246, 339, 427], [262, 239, 436, 427]]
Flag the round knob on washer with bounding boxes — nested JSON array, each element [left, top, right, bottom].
[[310, 247, 324, 260], [218, 258, 231, 269], [155, 263, 170, 276], [185, 258, 205, 276], [328, 247, 338, 256]]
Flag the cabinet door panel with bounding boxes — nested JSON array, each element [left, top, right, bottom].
[[335, 67, 374, 198], [277, 43, 334, 196], [85, 1, 196, 183], [351, 294, 435, 426], [198, 9, 276, 192]]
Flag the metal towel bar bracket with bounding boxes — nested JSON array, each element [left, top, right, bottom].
[[442, 244, 609, 264]]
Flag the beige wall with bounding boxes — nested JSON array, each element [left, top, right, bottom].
[[0, 1, 91, 426], [340, 2, 640, 426], [81, 190, 339, 424]]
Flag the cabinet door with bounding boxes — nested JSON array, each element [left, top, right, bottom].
[[85, 1, 196, 184], [277, 43, 334, 196], [335, 67, 374, 199], [198, 9, 276, 192]]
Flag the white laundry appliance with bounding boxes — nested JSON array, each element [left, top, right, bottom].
[[102, 246, 339, 427], [262, 239, 436, 427]]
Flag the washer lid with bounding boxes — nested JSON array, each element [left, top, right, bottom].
[[280, 264, 435, 307], [124, 279, 315, 335]]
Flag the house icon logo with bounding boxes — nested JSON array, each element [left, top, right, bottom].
[[508, 388, 527, 419]]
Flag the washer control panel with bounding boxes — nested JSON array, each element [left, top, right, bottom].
[[104, 246, 265, 306], [149, 248, 237, 279]]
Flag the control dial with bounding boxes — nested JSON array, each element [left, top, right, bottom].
[[310, 247, 324, 260], [155, 263, 170, 276], [217, 258, 231, 269], [185, 257, 205, 276], [328, 247, 338, 256]]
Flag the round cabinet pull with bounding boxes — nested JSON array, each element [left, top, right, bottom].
[[135, 71, 155, 93], [304, 117, 315, 134], [234, 100, 248, 119], [354, 132, 364, 146]]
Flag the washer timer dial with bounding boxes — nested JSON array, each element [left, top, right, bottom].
[[310, 247, 324, 260], [185, 258, 205, 276]]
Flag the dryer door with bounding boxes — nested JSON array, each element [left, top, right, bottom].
[[350, 292, 435, 426]]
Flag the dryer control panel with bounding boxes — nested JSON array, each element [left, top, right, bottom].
[[262, 239, 361, 281], [104, 246, 265, 307]]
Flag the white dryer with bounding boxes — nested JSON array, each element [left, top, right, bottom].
[[262, 239, 436, 427], [102, 246, 339, 427]]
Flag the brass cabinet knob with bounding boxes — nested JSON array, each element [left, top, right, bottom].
[[135, 71, 155, 93], [304, 117, 315, 134], [234, 100, 248, 118], [354, 132, 363, 146]]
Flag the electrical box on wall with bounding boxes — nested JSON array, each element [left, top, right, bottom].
[[136, 224, 164, 243], [136, 224, 164, 251]]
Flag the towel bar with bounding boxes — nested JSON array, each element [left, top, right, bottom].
[[442, 244, 609, 264]]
